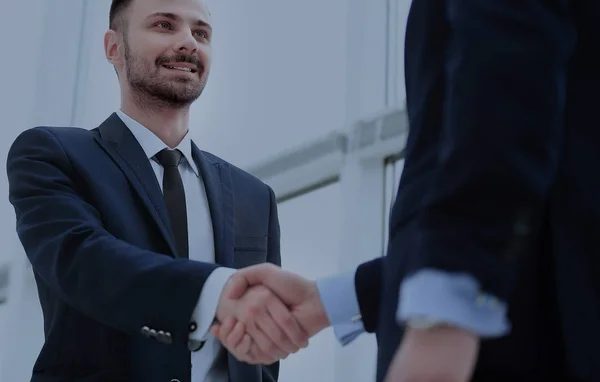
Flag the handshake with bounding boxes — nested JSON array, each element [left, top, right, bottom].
[[212, 264, 331, 365]]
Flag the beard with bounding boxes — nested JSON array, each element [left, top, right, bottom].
[[124, 38, 208, 109]]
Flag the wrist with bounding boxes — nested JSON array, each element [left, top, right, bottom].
[[405, 317, 444, 330], [308, 281, 330, 332], [215, 275, 235, 323]]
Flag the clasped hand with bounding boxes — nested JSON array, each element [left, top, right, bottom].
[[212, 264, 330, 365]]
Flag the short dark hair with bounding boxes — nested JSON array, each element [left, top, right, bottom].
[[109, 0, 134, 31]]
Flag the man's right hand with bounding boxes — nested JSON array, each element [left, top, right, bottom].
[[213, 264, 330, 364], [214, 269, 312, 364]]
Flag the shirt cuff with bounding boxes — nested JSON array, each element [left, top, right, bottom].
[[397, 269, 510, 338], [189, 267, 237, 342], [316, 271, 365, 346]]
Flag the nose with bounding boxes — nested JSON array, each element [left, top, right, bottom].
[[173, 31, 198, 54]]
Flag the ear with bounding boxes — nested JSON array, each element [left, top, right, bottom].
[[104, 29, 123, 67]]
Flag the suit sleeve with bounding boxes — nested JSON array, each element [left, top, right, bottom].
[[261, 185, 281, 381], [354, 257, 383, 333], [188, 267, 236, 347], [315, 257, 381, 346], [6, 127, 218, 348], [400, 1, 576, 303]]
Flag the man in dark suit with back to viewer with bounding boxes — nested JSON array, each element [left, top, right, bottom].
[[211, 1, 600, 381]]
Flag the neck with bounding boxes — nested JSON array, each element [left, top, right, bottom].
[[120, 90, 191, 148]]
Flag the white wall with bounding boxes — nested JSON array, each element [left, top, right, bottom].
[[277, 183, 342, 381], [0, 5, 48, 371], [0, 1, 88, 380], [0, 0, 46, 265], [0, 0, 54, 378]]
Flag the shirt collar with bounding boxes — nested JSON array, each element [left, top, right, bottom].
[[116, 109, 199, 176]]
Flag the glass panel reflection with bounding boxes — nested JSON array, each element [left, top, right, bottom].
[[382, 157, 405, 253], [277, 183, 342, 382]]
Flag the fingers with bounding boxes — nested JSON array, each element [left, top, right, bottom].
[[225, 322, 252, 359], [220, 318, 246, 350], [264, 296, 309, 350], [249, 345, 277, 365], [210, 324, 220, 338], [215, 317, 277, 365], [239, 265, 311, 307], [216, 267, 314, 364], [253, 307, 294, 357], [215, 288, 310, 365], [240, 287, 310, 360], [213, 318, 255, 363], [224, 272, 250, 300], [244, 300, 288, 359], [217, 286, 286, 362], [216, 273, 251, 322]]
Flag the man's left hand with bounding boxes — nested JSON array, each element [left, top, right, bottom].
[[384, 325, 479, 382]]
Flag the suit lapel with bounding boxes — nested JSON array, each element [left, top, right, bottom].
[[192, 142, 235, 268], [94, 113, 177, 256]]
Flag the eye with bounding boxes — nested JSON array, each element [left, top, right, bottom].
[[155, 21, 172, 29], [193, 30, 209, 39]]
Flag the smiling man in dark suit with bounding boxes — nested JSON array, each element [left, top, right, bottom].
[[6, 0, 309, 381]]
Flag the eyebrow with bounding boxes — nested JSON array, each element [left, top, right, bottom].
[[147, 12, 212, 30]]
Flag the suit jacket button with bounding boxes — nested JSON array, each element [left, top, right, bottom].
[[170, 379, 181, 382], [149, 329, 157, 338], [141, 326, 152, 338], [189, 322, 197, 332], [189, 339, 205, 352], [157, 330, 173, 344]]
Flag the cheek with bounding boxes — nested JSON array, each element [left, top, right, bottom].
[[130, 42, 167, 64], [140, 52, 163, 68], [200, 48, 212, 69], [129, 54, 153, 69]]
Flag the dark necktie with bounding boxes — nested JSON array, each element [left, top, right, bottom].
[[155, 149, 189, 259]]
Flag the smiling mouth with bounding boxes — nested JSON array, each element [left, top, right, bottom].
[[162, 65, 198, 74]]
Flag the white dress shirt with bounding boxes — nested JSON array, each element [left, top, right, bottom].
[[316, 267, 509, 346], [117, 110, 235, 382]]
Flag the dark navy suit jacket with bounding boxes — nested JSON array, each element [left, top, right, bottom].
[[6, 113, 280, 382], [354, 1, 600, 381]]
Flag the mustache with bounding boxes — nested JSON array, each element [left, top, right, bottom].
[[156, 54, 203, 71]]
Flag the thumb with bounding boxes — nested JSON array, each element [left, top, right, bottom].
[[210, 324, 221, 338], [236, 263, 281, 286], [224, 264, 280, 300], [224, 272, 250, 300], [239, 264, 309, 305]]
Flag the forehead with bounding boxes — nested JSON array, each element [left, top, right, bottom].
[[130, 0, 211, 25]]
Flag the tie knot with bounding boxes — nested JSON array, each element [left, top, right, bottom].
[[155, 149, 182, 168]]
